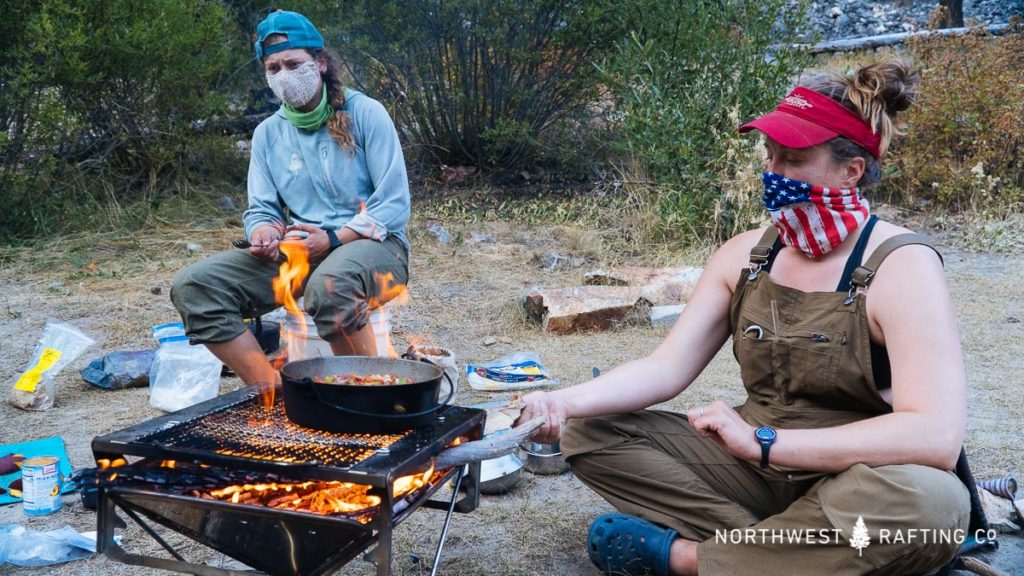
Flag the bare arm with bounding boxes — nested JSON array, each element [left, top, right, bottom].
[[520, 230, 758, 442], [765, 245, 965, 471], [689, 244, 966, 472]]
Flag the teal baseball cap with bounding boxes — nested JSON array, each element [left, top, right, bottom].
[[254, 10, 324, 60]]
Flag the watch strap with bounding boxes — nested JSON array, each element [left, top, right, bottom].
[[324, 228, 342, 249], [760, 439, 771, 468]]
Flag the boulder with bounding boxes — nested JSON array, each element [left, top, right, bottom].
[[525, 285, 643, 334], [584, 266, 702, 306], [651, 304, 686, 328]]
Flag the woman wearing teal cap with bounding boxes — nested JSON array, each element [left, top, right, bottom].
[[171, 10, 412, 385]]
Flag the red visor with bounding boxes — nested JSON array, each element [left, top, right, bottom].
[[739, 87, 882, 160]]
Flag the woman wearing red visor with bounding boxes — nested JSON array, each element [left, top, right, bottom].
[[519, 58, 976, 575]]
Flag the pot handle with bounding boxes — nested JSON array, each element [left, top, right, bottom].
[[304, 370, 455, 420]]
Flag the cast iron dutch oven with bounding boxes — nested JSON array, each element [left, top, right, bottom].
[[280, 354, 455, 434]]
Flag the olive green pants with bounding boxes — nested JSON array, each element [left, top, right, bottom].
[[170, 236, 409, 345], [562, 410, 970, 576]]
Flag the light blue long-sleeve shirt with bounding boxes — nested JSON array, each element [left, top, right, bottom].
[[243, 90, 410, 250]]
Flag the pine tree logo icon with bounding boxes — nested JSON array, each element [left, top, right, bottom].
[[850, 516, 871, 557]]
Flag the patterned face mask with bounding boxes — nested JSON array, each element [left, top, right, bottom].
[[266, 61, 321, 107], [761, 171, 870, 258]]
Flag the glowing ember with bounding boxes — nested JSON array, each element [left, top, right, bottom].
[[199, 464, 437, 519], [270, 239, 311, 409], [96, 457, 127, 470]]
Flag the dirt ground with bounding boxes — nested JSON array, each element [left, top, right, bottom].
[[0, 216, 1021, 575]]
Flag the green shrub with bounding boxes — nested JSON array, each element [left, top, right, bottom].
[[0, 0, 243, 242], [304, 0, 622, 170], [597, 0, 811, 242], [883, 27, 1024, 210]]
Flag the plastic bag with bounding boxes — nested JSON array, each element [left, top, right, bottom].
[[148, 323, 222, 412], [0, 525, 97, 567], [465, 352, 558, 391], [80, 350, 155, 390], [9, 319, 96, 411]]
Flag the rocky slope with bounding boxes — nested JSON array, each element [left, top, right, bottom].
[[789, 0, 1023, 42]]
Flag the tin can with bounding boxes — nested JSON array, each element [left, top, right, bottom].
[[22, 456, 63, 515]]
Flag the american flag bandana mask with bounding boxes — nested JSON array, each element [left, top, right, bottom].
[[761, 171, 870, 258]]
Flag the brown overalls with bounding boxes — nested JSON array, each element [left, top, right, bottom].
[[562, 222, 971, 575]]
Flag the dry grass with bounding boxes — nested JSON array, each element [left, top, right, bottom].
[[0, 210, 1021, 575]]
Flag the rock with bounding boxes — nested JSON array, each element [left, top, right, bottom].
[[525, 285, 643, 334], [470, 231, 497, 244], [640, 269, 702, 306], [482, 337, 497, 347], [1009, 317, 1020, 324], [830, 6, 842, 18], [536, 252, 586, 271], [186, 242, 203, 253], [584, 266, 702, 306], [585, 266, 671, 286], [978, 488, 1022, 533], [440, 165, 478, 186], [235, 140, 250, 152], [427, 224, 452, 245], [217, 195, 237, 211], [651, 304, 686, 328], [498, 336, 513, 345], [150, 286, 162, 295]]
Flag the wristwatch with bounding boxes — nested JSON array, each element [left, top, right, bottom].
[[755, 425, 777, 469], [324, 228, 342, 250]]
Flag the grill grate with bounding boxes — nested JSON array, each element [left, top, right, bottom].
[[138, 396, 407, 468]]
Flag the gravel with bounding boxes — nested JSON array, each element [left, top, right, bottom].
[[787, 0, 1024, 42]]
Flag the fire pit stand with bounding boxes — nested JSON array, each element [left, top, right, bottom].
[[89, 385, 485, 576]]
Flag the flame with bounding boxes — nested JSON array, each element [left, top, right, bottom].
[[364, 271, 410, 358], [268, 239, 311, 409], [201, 467, 438, 519], [392, 464, 434, 498], [97, 458, 127, 470], [160, 460, 177, 469]]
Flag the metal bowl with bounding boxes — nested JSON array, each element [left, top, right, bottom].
[[519, 440, 570, 475], [478, 452, 524, 494]]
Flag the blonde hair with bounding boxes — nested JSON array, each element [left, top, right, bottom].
[[312, 48, 355, 154], [801, 57, 920, 185]]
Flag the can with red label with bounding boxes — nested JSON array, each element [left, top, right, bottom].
[[22, 456, 63, 515]]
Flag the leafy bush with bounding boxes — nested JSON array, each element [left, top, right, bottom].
[[597, 0, 811, 242], [305, 0, 622, 170], [883, 27, 1024, 210], [0, 0, 242, 242]]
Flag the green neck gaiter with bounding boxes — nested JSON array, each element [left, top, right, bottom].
[[283, 85, 331, 131]]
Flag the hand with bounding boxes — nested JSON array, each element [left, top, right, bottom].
[[285, 223, 332, 263], [517, 391, 568, 444], [686, 401, 759, 463], [249, 225, 284, 261]]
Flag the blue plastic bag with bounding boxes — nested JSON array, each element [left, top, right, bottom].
[[80, 350, 154, 390]]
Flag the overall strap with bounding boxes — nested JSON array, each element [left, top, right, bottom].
[[849, 233, 941, 293], [836, 215, 879, 293], [749, 226, 780, 268]]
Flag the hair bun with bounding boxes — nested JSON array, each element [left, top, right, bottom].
[[851, 57, 920, 117]]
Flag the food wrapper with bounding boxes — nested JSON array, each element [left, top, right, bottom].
[[465, 352, 557, 391], [9, 320, 96, 411]]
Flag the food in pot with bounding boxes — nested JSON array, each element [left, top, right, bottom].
[[312, 373, 414, 386]]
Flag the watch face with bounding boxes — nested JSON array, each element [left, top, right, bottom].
[[755, 426, 776, 441]]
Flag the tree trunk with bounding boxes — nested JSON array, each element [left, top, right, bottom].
[[939, 0, 965, 28]]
